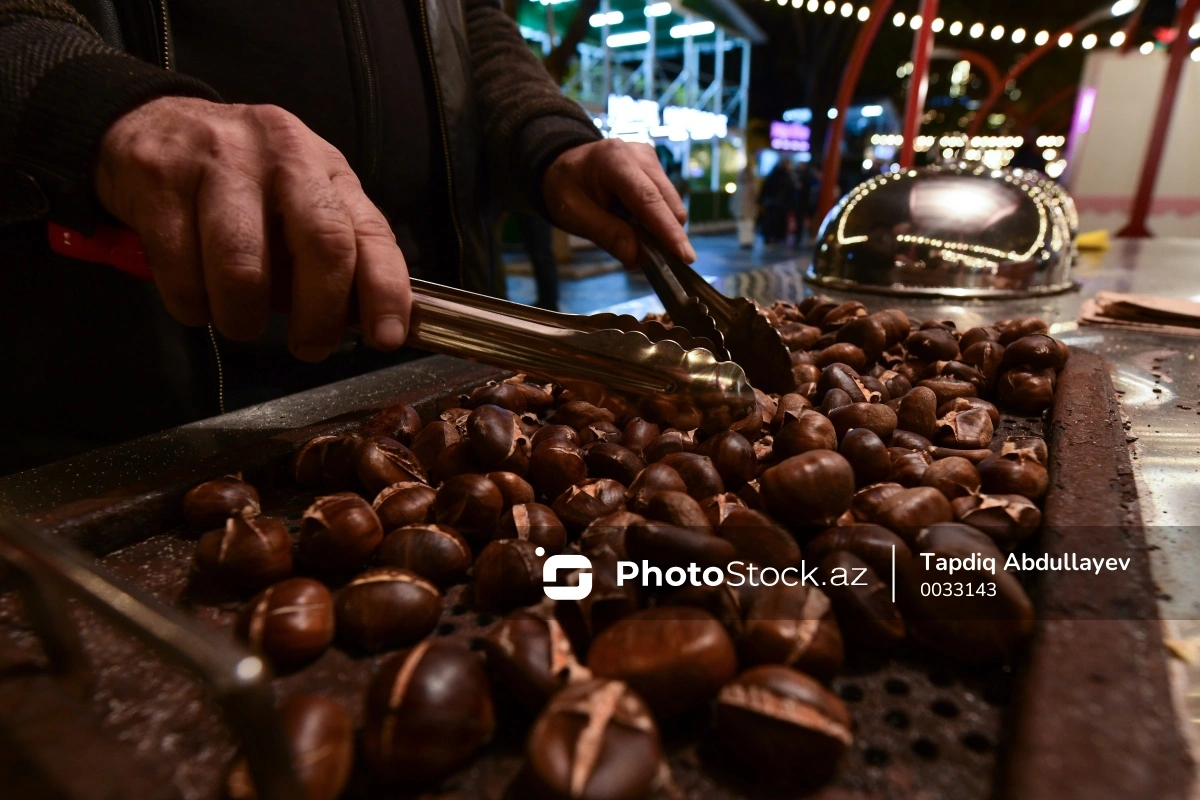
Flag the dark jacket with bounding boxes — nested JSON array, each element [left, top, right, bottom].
[[0, 0, 600, 473]]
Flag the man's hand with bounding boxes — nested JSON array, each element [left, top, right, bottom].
[[94, 97, 411, 362], [542, 138, 697, 266]]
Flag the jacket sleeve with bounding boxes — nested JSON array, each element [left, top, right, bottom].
[[463, 0, 601, 214], [0, 0, 219, 229]]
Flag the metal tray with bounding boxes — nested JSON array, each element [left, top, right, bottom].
[[0, 350, 1192, 800]]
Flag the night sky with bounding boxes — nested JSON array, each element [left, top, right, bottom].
[[738, 0, 1180, 142]]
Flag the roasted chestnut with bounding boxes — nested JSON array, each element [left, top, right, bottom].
[[225, 694, 353, 800], [921, 456, 981, 500], [908, 523, 1035, 663], [621, 417, 662, 457], [530, 424, 579, 450], [409, 420, 462, 473], [236, 577, 335, 670], [977, 453, 1048, 500], [625, 520, 736, 571], [740, 583, 844, 680], [773, 409, 837, 458], [625, 462, 688, 513], [587, 607, 737, 719], [496, 503, 569, 552], [578, 421, 624, 447], [487, 471, 536, 509], [579, 511, 644, 559], [298, 493, 384, 571], [827, 402, 898, 441], [867, 486, 953, 543], [551, 478, 628, 532], [472, 538, 547, 612], [355, 436, 427, 495], [466, 405, 530, 474], [917, 377, 977, 407], [701, 492, 748, 527], [483, 611, 590, 714], [362, 641, 495, 783], [642, 430, 696, 463], [935, 407, 994, 449], [526, 679, 664, 800], [996, 316, 1048, 345], [714, 666, 852, 788], [997, 369, 1056, 415], [716, 506, 802, 569], [335, 567, 442, 652], [951, 493, 1042, 548], [640, 490, 712, 532], [838, 428, 891, 487], [194, 509, 292, 591], [434, 474, 505, 549], [183, 474, 260, 529], [529, 440, 588, 502], [760, 451, 856, 532], [815, 343, 867, 372], [552, 400, 615, 429], [696, 430, 757, 489], [895, 387, 938, 440], [584, 443, 646, 486], [363, 403, 422, 444], [377, 524, 472, 587], [373, 482, 437, 531], [657, 452, 725, 500]]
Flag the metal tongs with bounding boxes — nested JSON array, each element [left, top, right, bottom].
[[630, 225, 796, 395], [406, 279, 754, 432], [48, 224, 755, 431]]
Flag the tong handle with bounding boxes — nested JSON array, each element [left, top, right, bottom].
[[0, 512, 302, 800], [406, 278, 672, 395]]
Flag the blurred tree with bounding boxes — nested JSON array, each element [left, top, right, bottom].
[[504, 0, 603, 84]]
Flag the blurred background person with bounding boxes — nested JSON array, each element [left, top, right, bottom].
[[733, 159, 760, 249], [760, 157, 795, 246], [514, 211, 560, 311]]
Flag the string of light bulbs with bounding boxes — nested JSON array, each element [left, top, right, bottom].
[[762, 0, 1195, 56]]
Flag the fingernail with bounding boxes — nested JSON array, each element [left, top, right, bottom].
[[684, 243, 698, 263], [294, 344, 331, 363], [373, 316, 407, 350]]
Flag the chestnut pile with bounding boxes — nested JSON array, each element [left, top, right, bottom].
[[182, 298, 1068, 800]]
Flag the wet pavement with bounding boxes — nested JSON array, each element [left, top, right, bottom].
[[503, 232, 813, 313]]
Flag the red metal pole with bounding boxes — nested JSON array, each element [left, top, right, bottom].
[[814, 0, 893, 224], [1117, 0, 1200, 238], [899, 0, 939, 168]]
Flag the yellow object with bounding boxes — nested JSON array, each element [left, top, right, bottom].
[[1076, 229, 1110, 251]]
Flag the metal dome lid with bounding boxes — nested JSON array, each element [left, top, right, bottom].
[[807, 161, 1076, 298]]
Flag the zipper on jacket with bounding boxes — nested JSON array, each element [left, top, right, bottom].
[[154, 0, 226, 414], [155, 0, 172, 70], [417, 0, 466, 287], [343, 0, 380, 185]]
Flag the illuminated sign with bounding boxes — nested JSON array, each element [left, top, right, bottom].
[[607, 94, 660, 128], [662, 105, 728, 140], [782, 107, 813, 123], [770, 120, 811, 152], [605, 94, 728, 141]]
